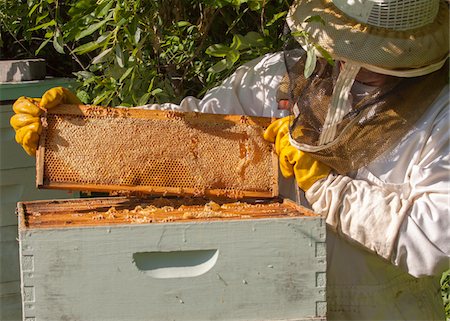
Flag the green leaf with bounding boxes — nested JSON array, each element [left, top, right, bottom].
[[76, 90, 91, 104], [128, 68, 136, 92], [119, 67, 133, 83], [230, 34, 249, 50], [187, 25, 196, 34], [304, 15, 325, 25], [89, 63, 102, 72], [244, 31, 264, 47], [115, 45, 124, 67], [137, 92, 151, 105], [205, 44, 230, 57], [96, 31, 112, 44], [75, 20, 108, 41], [28, 19, 55, 31], [28, 3, 40, 17], [70, 0, 91, 11], [97, 0, 114, 18], [208, 59, 228, 73], [93, 90, 112, 105], [248, 0, 262, 11], [35, 38, 51, 55], [75, 71, 95, 79], [266, 11, 287, 27], [7, 0, 294, 108], [116, 18, 128, 28], [208, 54, 236, 73], [82, 77, 98, 86], [290, 30, 308, 39], [134, 27, 141, 45], [226, 49, 240, 65], [113, 6, 120, 23], [176, 21, 191, 27], [315, 44, 335, 66], [146, 77, 155, 92], [151, 88, 163, 95], [53, 29, 65, 54], [91, 47, 112, 64], [73, 41, 100, 54], [304, 45, 317, 79], [36, 12, 49, 24], [44, 31, 54, 39]]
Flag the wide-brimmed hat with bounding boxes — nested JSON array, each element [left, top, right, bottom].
[[286, 0, 449, 77]]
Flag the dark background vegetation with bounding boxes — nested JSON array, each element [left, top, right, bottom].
[[1, 0, 290, 106]]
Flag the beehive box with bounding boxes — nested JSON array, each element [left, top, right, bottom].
[[18, 105, 326, 321], [1, 78, 76, 321], [18, 197, 326, 321]]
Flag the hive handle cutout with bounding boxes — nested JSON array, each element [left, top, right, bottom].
[[132, 249, 218, 278]]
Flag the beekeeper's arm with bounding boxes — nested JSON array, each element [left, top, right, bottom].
[[305, 92, 450, 278]]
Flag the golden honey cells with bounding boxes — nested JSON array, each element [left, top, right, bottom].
[[39, 106, 278, 198]]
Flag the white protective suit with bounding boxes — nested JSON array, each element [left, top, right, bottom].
[[142, 52, 450, 321]]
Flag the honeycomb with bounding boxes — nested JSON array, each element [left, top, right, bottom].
[[39, 105, 278, 198], [21, 197, 313, 229]]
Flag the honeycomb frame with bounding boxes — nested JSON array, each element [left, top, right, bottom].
[[36, 105, 279, 199]]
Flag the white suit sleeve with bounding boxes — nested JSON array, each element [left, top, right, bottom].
[[393, 109, 450, 277], [305, 97, 450, 277], [138, 52, 289, 118]]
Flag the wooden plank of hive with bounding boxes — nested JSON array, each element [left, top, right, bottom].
[[18, 196, 320, 229], [36, 105, 279, 199]]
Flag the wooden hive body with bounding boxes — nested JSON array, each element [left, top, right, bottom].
[[18, 197, 326, 321]]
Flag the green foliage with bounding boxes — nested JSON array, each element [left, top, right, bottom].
[[290, 15, 333, 79], [442, 269, 450, 320], [1, 0, 291, 106]]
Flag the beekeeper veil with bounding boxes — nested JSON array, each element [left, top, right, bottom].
[[281, 0, 449, 174]]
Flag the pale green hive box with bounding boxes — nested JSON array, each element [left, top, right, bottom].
[[18, 197, 326, 321], [0, 78, 76, 321]]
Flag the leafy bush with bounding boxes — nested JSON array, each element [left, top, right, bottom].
[[1, 0, 291, 106], [442, 270, 450, 320]]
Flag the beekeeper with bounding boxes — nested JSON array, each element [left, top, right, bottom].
[[11, 0, 449, 319]]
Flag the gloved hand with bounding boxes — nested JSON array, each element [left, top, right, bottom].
[[264, 116, 331, 191], [263, 116, 291, 155], [10, 87, 81, 156]]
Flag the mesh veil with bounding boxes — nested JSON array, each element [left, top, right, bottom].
[[280, 45, 448, 174]]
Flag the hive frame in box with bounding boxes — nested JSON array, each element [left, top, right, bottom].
[[36, 105, 279, 199]]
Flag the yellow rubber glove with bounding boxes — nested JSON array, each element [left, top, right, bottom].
[[10, 87, 81, 156], [263, 116, 291, 155], [264, 117, 331, 191], [39, 86, 81, 111], [278, 144, 330, 191]]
